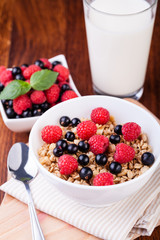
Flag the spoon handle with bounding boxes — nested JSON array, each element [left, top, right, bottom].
[[24, 183, 45, 240]]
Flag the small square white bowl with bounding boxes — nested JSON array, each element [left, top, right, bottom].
[[0, 55, 81, 132]]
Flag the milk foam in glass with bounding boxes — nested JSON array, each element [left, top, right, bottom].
[[83, 0, 157, 99]]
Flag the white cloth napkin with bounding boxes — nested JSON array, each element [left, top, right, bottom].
[[0, 165, 160, 240]]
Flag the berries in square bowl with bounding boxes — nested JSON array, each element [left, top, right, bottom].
[[0, 55, 80, 132]]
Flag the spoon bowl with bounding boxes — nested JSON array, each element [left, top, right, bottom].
[[7, 142, 45, 240]]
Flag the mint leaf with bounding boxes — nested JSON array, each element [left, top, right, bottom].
[[0, 80, 31, 100], [30, 69, 58, 91]]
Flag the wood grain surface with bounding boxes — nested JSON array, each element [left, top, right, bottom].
[[0, 0, 160, 239]]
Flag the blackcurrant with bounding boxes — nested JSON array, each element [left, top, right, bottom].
[[8, 100, 13, 107], [33, 109, 42, 116], [59, 116, 71, 127], [109, 162, 122, 174], [0, 83, 4, 92], [53, 146, 63, 157], [15, 74, 25, 80], [78, 141, 90, 153], [40, 102, 49, 112], [32, 104, 40, 110], [141, 152, 155, 166], [79, 167, 93, 180], [109, 134, 121, 144], [71, 118, 81, 127], [21, 63, 29, 67], [56, 139, 68, 151], [67, 144, 78, 154], [22, 109, 32, 118], [61, 84, 70, 92], [52, 61, 61, 68], [78, 154, 89, 166], [34, 59, 44, 69], [6, 108, 16, 118], [65, 131, 75, 141], [95, 154, 108, 166], [114, 125, 122, 135], [12, 66, 21, 76]]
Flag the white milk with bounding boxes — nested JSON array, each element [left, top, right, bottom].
[[84, 0, 156, 96]]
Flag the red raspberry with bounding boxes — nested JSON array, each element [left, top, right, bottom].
[[88, 135, 109, 155], [93, 172, 114, 186], [0, 70, 13, 85], [13, 94, 32, 115], [21, 66, 27, 73], [41, 125, 62, 144], [40, 58, 52, 69], [0, 66, 6, 75], [58, 154, 78, 175], [77, 120, 97, 140], [61, 90, 78, 102], [30, 90, 46, 104], [54, 64, 70, 82], [114, 143, 135, 163], [4, 80, 13, 86], [91, 107, 110, 125], [122, 122, 141, 141], [45, 84, 60, 104], [23, 65, 41, 79]]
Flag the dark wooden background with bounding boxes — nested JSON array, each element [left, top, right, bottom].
[[0, 0, 160, 239]]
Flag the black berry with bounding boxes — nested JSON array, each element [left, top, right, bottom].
[[109, 162, 122, 174], [40, 102, 49, 112], [78, 140, 90, 153], [22, 109, 32, 118], [141, 152, 155, 166], [53, 146, 63, 157], [15, 74, 25, 80], [95, 154, 108, 166], [52, 61, 61, 68], [78, 154, 89, 166], [67, 144, 78, 154], [0, 83, 4, 92], [56, 139, 68, 151], [34, 60, 44, 69], [59, 116, 71, 127], [8, 100, 13, 107], [65, 131, 75, 141], [33, 109, 42, 116], [21, 63, 29, 67], [79, 167, 93, 180], [109, 134, 121, 144], [12, 66, 21, 76], [71, 118, 81, 127], [61, 84, 70, 92], [114, 125, 122, 135], [6, 108, 16, 118]]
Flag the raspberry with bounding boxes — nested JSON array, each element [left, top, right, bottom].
[[61, 90, 78, 102], [91, 107, 110, 125], [13, 94, 32, 115], [4, 80, 13, 86], [23, 65, 41, 79], [122, 122, 141, 141], [45, 84, 60, 104], [41, 125, 62, 144], [114, 143, 135, 163], [0, 70, 13, 85], [40, 58, 52, 69], [30, 90, 46, 104], [58, 154, 78, 175], [88, 135, 109, 155], [0, 66, 6, 75], [77, 120, 97, 140], [54, 64, 70, 82], [21, 66, 27, 73], [93, 172, 114, 186]]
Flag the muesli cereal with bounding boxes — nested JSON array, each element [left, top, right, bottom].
[[38, 107, 155, 186]]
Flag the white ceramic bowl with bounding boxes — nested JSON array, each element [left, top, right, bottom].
[[29, 96, 160, 207], [0, 55, 81, 132]]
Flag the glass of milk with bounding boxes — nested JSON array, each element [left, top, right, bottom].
[[83, 0, 157, 99]]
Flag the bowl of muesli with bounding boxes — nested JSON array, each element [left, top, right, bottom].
[[29, 95, 160, 207]]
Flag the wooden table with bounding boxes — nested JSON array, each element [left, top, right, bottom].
[[0, 1, 160, 239]]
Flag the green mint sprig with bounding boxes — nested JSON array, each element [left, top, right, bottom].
[[0, 69, 58, 100]]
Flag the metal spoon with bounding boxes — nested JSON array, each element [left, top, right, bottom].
[[7, 142, 45, 240]]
